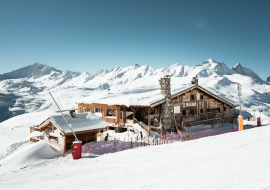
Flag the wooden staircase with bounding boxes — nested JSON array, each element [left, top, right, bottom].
[[134, 118, 149, 133]]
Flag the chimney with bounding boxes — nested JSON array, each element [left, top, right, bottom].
[[159, 75, 174, 133], [69, 110, 76, 118], [191, 76, 198, 86]]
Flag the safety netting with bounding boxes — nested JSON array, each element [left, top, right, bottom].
[[64, 124, 264, 157]]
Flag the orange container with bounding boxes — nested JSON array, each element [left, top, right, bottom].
[[238, 115, 243, 131], [71, 141, 82, 159]]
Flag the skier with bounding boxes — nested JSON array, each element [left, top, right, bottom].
[[140, 131, 143, 140], [105, 133, 109, 141]]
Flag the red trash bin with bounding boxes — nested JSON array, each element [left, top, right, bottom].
[[257, 117, 261, 126], [71, 141, 82, 159]]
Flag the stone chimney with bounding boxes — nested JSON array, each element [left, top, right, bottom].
[[191, 76, 198, 86], [159, 75, 174, 133]]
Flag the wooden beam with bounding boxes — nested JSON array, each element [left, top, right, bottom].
[[116, 106, 120, 126], [148, 107, 151, 135]]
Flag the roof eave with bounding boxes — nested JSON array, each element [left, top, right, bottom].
[[150, 85, 236, 107]]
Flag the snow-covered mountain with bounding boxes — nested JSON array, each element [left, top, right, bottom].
[[0, 59, 264, 93], [267, 76, 270, 82], [0, 58, 270, 125]]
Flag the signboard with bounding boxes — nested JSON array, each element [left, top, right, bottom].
[[237, 83, 242, 96], [174, 106, 180, 114]]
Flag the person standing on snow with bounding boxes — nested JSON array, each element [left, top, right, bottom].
[[105, 133, 109, 141]]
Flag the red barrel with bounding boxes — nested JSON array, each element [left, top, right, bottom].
[[257, 117, 261, 126], [71, 141, 82, 159]]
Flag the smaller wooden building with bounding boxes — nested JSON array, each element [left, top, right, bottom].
[[31, 112, 107, 152]]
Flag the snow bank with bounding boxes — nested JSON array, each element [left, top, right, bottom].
[[0, 140, 63, 173]]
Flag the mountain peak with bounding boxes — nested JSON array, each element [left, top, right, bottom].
[[133, 63, 140, 69], [233, 63, 243, 69], [0, 62, 61, 80], [201, 58, 218, 65]]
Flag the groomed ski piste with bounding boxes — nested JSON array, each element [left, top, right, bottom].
[[0, 120, 270, 190]]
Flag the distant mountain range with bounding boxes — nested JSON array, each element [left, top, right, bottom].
[[0, 59, 265, 94], [0, 58, 270, 125]]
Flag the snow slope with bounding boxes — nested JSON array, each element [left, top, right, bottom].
[[0, 125, 270, 190]]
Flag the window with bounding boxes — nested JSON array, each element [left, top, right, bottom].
[[200, 109, 203, 114], [95, 108, 99, 112], [49, 135, 58, 143], [182, 111, 186, 115], [190, 110, 194, 115], [106, 109, 116, 117], [87, 108, 90, 112], [218, 108, 221, 112], [200, 95, 203, 100], [174, 106, 180, 114], [207, 108, 210, 112], [100, 108, 103, 113], [191, 95, 195, 100], [224, 107, 227, 111]]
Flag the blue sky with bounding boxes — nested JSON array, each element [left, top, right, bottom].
[[0, 0, 269, 79]]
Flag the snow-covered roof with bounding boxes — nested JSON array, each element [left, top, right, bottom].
[[39, 112, 106, 134], [151, 84, 236, 106], [78, 83, 237, 107], [78, 86, 165, 107]]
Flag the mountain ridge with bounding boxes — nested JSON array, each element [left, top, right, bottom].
[[0, 58, 269, 124]]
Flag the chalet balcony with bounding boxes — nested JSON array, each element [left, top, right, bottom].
[[176, 112, 224, 126]]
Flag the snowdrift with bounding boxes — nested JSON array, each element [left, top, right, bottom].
[[0, 140, 63, 173]]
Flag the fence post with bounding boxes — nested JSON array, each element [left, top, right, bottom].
[[114, 139, 116, 152], [118, 139, 120, 151], [143, 137, 145, 146]]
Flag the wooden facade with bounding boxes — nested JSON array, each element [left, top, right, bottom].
[[32, 118, 105, 153], [152, 85, 237, 128], [77, 103, 154, 133]]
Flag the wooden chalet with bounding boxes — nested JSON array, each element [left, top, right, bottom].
[[30, 112, 107, 152], [78, 78, 238, 134]]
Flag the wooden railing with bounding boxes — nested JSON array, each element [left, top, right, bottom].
[[134, 118, 149, 133], [179, 112, 223, 126], [30, 135, 43, 142], [30, 126, 41, 133]]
